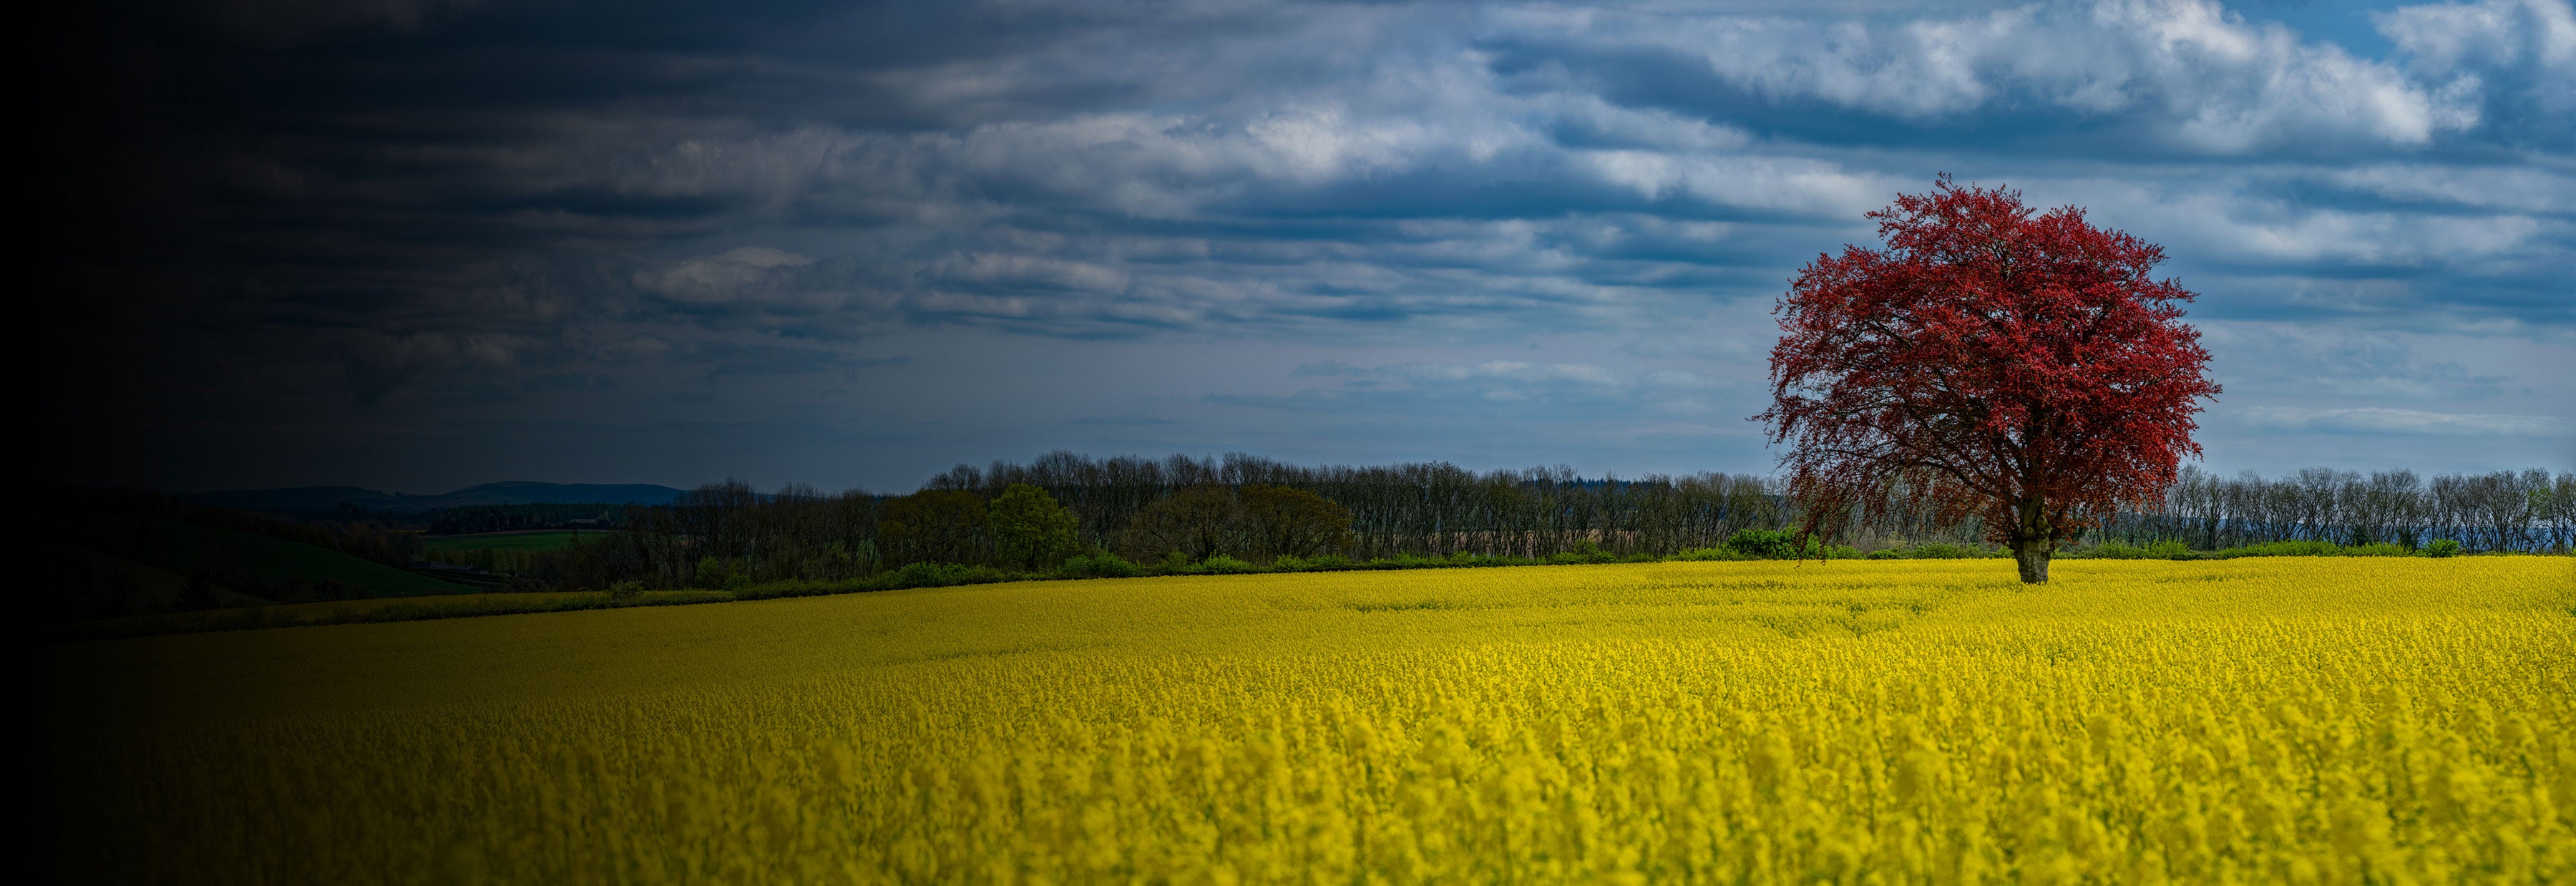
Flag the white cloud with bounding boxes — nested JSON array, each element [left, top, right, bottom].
[[2036, 176, 2560, 272], [1582, 151, 1890, 215], [1382, 360, 1620, 386], [1498, 0, 2477, 152], [2378, 0, 2576, 125], [2318, 163, 2576, 213], [930, 253, 1128, 293], [2238, 406, 2572, 436], [2377, 0, 2576, 74], [88, 0, 2576, 488], [437, 3, 2560, 348], [634, 248, 817, 306], [715, 247, 814, 269]]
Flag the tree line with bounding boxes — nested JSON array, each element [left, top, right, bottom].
[[504, 453, 2571, 593], [35, 458, 2574, 615], [2091, 466, 2573, 553], [515, 454, 1792, 590], [424, 504, 631, 535]]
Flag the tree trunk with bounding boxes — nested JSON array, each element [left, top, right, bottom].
[[2013, 542, 2051, 583], [2012, 497, 2052, 583]]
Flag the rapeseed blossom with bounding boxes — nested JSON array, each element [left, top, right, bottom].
[[45, 558, 2576, 882]]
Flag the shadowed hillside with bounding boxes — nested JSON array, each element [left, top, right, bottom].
[[187, 482, 686, 515]]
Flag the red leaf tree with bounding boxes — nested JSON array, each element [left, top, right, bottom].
[[1759, 177, 2219, 583]]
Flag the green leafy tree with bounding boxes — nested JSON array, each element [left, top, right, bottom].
[[1121, 486, 1243, 563], [878, 490, 990, 566], [1238, 485, 1353, 561], [990, 483, 1081, 571]]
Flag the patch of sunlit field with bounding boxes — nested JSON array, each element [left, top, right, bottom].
[[41, 558, 2576, 883]]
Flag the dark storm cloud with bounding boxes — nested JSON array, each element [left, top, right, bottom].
[[40, 0, 2575, 491]]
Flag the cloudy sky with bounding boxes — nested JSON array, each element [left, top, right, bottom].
[[41, 0, 2575, 494]]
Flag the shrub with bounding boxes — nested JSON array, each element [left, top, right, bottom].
[[1724, 529, 1805, 560], [1272, 554, 1354, 572], [606, 580, 644, 605], [2202, 540, 2343, 559], [2079, 540, 2147, 560], [2082, 539, 2195, 560], [2424, 539, 2462, 558], [885, 562, 1006, 589], [1862, 542, 1996, 560], [1672, 547, 1755, 562], [1058, 552, 1143, 579], [1714, 529, 1858, 561], [2345, 542, 2413, 558], [728, 579, 846, 601], [1570, 539, 1619, 563], [888, 562, 945, 587], [1199, 555, 1266, 575], [1545, 541, 1619, 565]]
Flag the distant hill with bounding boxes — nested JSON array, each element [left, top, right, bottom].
[[187, 482, 688, 514]]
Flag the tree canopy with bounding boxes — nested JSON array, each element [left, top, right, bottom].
[[1121, 486, 1243, 564], [990, 483, 1081, 570], [877, 490, 987, 567], [1760, 177, 2220, 583], [1239, 485, 1355, 560], [1118, 483, 1357, 564]]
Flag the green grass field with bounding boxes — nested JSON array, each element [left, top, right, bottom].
[[68, 547, 276, 610], [418, 530, 601, 554], [59, 515, 470, 599], [47, 588, 736, 640]]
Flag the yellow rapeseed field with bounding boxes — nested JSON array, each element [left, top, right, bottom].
[[41, 558, 2576, 883]]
